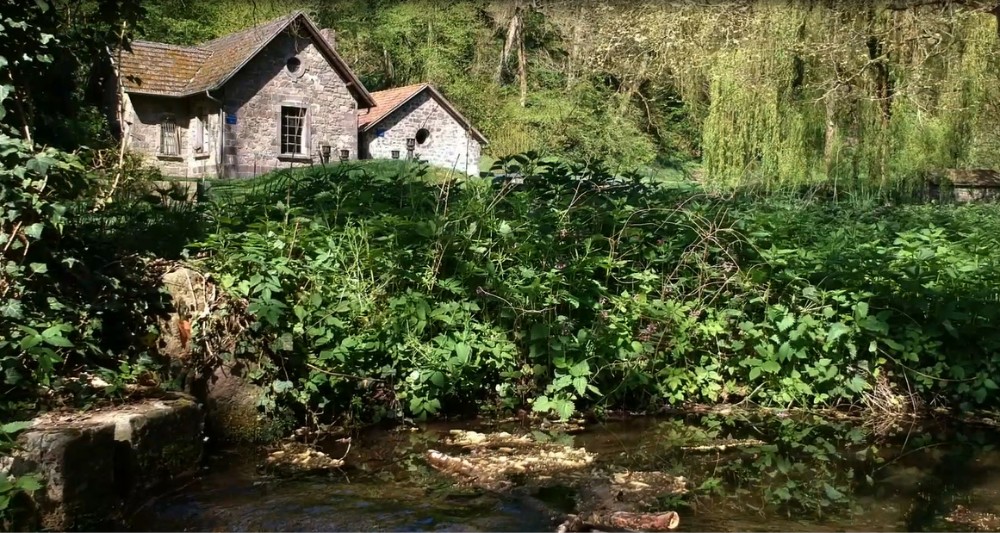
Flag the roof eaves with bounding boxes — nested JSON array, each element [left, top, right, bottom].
[[426, 85, 488, 144], [296, 14, 376, 108]]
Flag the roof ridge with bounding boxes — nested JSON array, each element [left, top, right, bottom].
[[182, 11, 302, 93], [371, 82, 429, 95], [196, 11, 300, 48], [129, 40, 211, 54]]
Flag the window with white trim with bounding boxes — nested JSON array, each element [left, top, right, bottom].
[[193, 113, 206, 153], [280, 106, 307, 155], [160, 115, 180, 156]]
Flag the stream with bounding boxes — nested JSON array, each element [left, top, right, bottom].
[[127, 411, 1000, 532]]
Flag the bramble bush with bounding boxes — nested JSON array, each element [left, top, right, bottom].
[[192, 155, 1000, 422]]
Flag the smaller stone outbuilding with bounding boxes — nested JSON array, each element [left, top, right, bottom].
[[357, 83, 487, 176]]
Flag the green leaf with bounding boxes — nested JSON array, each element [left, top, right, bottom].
[[532, 395, 551, 413], [826, 322, 851, 344], [776, 314, 795, 332], [823, 483, 845, 501], [0, 421, 32, 434], [24, 223, 44, 239], [761, 361, 781, 374], [554, 398, 575, 420], [29, 262, 47, 274], [454, 342, 471, 364], [429, 371, 445, 388], [749, 366, 762, 380], [15, 476, 42, 492], [568, 359, 590, 378]]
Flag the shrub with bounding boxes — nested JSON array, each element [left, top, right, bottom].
[[192, 156, 1000, 422]]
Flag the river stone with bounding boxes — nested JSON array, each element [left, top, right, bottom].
[[159, 266, 279, 443], [6, 420, 118, 531], [159, 266, 209, 362], [3, 393, 204, 531], [198, 362, 280, 443], [86, 392, 204, 494]]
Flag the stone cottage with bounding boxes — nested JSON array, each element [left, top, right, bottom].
[[110, 12, 487, 179], [357, 83, 488, 176], [111, 11, 374, 178]]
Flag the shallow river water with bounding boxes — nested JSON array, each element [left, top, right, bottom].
[[128, 411, 1000, 531]]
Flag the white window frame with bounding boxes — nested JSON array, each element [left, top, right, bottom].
[[159, 114, 180, 156], [279, 104, 309, 157], [192, 112, 206, 154]]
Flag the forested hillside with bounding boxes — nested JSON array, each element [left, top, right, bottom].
[[136, 0, 1000, 192]]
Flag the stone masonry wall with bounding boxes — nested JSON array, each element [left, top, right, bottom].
[[362, 90, 482, 176], [126, 94, 221, 178], [221, 27, 358, 178]]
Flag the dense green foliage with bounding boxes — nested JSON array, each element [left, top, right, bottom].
[[0, 0, 997, 426], [191, 158, 1000, 423]]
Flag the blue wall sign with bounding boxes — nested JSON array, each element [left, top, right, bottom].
[[376, 128, 386, 138], [225, 114, 237, 125]]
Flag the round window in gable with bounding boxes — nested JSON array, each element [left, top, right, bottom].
[[285, 56, 303, 76], [415, 128, 430, 145]]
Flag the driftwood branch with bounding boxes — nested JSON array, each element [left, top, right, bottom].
[[557, 511, 681, 532]]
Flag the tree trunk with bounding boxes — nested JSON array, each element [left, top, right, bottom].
[[568, 8, 581, 89], [517, 29, 528, 107], [497, 6, 522, 83], [824, 85, 841, 173]]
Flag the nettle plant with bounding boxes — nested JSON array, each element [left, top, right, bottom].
[[196, 154, 1000, 424]]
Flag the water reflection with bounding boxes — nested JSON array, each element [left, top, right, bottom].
[[129, 413, 1000, 532]]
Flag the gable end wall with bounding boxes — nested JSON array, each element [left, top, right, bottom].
[[220, 28, 358, 178], [362, 91, 481, 176]]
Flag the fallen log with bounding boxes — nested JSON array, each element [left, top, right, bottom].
[[557, 511, 680, 532]]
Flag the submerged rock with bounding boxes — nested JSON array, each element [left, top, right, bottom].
[[263, 441, 346, 475], [945, 505, 1000, 531], [425, 429, 686, 531]]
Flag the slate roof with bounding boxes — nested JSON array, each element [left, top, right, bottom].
[[357, 83, 488, 144], [115, 11, 375, 107]]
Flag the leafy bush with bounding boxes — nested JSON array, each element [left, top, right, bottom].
[[192, 156, 1000, 422], [0, 131, 179, 417], [0, 421, 42, 529]]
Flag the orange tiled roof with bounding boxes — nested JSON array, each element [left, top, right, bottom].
[[357, 83, 428, 128], [115, 11, 375, 107], [358, 83, 488, 144]]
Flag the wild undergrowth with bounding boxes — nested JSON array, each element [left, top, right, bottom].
[[192, 155, 1000, 423]]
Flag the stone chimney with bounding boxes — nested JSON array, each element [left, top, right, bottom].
[[319, 28, 336, 48]]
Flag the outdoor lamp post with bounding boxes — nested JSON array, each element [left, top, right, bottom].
[[320, 144, 331, 164], [405, 138, 415, 160], [340, 149, 350, 161]]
